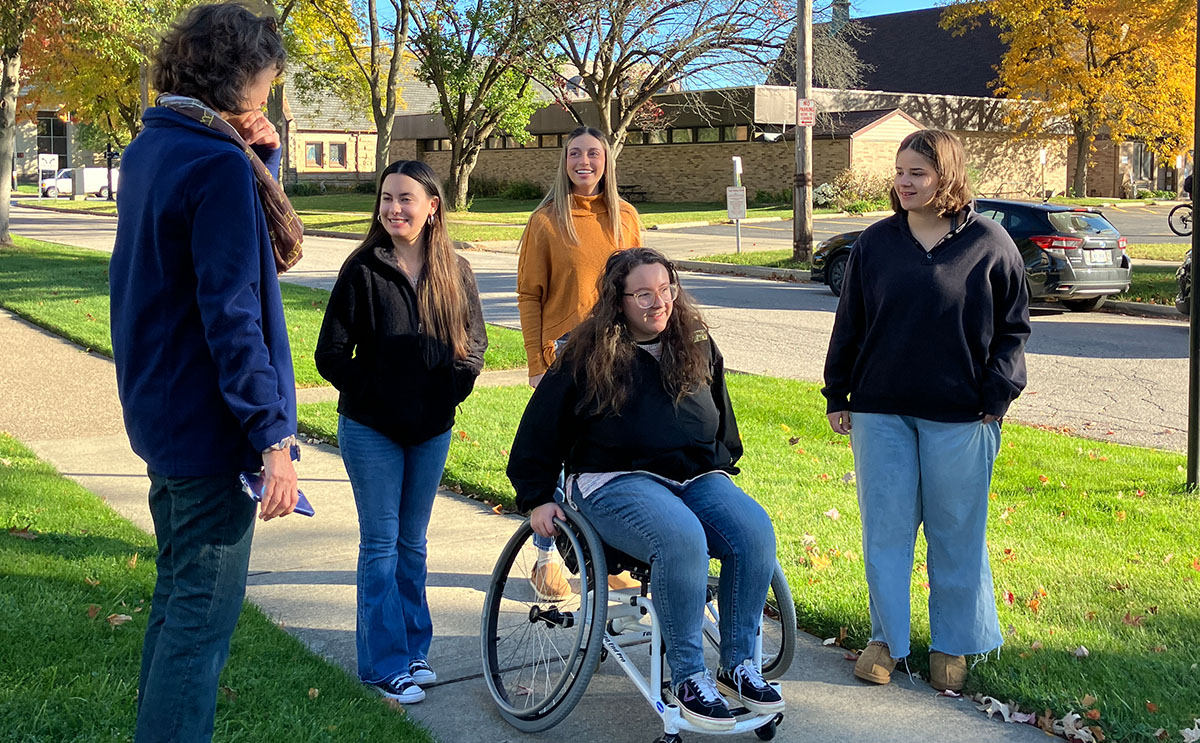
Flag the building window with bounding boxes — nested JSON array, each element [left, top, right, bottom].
[[670, 128, 693, 144], [539, 134, 561, 148], [723, 125, 749, 142], [36, 112, 68, 170], [305, 142, 324, 167], [697, 127, 720, 143], [625, 131, 644, 145], [329, 142, 347, 167], [438, 139, 450, 151], [646, 130, 667, 145]]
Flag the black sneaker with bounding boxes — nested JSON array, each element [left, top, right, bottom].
[[668, 670, 735, 730], [370, 673, 425, 704], [716, 660, 785, 714], [409, 658, 437, 684]]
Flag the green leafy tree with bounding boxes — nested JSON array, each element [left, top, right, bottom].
[[942, 0, 1196, 196], [408, 0, 552, 209]]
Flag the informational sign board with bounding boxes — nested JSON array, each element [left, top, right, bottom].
[[726, 186, 747, 221], [797, 98, 816, 127], [38, 153, 58, 171]]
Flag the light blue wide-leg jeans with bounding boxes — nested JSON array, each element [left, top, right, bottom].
[[339, 415, 452, 683], [849, 413, 1003, 659]]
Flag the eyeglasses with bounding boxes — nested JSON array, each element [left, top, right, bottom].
[[623, 284, 679, 309]]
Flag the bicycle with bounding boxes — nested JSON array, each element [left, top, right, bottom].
[[1168, 203, 1193, 236]]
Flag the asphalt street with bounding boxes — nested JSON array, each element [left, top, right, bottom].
[[7, 203, 1191, 452]]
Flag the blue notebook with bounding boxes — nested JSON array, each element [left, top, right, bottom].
[[239, 470, 315, 517]]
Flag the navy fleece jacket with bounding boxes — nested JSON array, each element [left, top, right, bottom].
[[110, 107, 296, 477], [822, 208, 1030, 421]]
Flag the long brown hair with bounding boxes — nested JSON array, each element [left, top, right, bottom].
[[358, 160, 469, 360], [889, 129, 973, 218], [522, 126, 628, 250], [558, 248, 711, 416]]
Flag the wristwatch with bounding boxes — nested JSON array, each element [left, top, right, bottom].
[[262, 435, 300, 459]]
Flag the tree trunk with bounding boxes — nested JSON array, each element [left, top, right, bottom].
[[1071, 121, 1093, 198], [267, 84, 289, 185], [0, 51, 21, 247]]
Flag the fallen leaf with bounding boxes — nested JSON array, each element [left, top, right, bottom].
[[1155, 729, 1169, 741], [1030, 640, 1043, 650], [1192, 557, 1200, 572], [87, 604, 101, 619], [1164, 553, 1175, 564], [1136, 489, 1147, 498], [841, 471, 856, 484], [1085, 611, 1097, 621], [788, 436, 801, 446], [491, 504, 503, 515], [1148, 605, 1159, 615], [779, 423, 791, 433], [1004, 591, 1015, 606], [1184, 718, 1200, 743], [842, 550, 857, 562], [84, 577, 100, 587], [810, 553, 832, 571], [308, 688, 319, 700], [1108, 581, 1128, 592], [837, 626, 848, 646], [107, 613, 133, 626], [801, 533, 817, 546], [1122, 612, 1144, 627], [824, 507, 841, 520], [816, 473, 830, 481], [1003, 548, 1017, 562], [1081, 694, 1097, 707], [1147, 701, 1159, 713], [1027, 598, 1040, 613], [1089, 726, 1106, 742], [938, 689, 963, 698], [1116, 511, 1126, 522], [1037, 708, 1056, 733], [219, 686, 237, 701], [822, 636, 837, 646], [1154, 645, 1166, 653], [842, 652, 858, 661], [457, 430, 468, 440], [7, 526, 37, 540], [127, 553, 139, 569], [1086, 708, 1102, 720], [1038, 474, 1049, 483]]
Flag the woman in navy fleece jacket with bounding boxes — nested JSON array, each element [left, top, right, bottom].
[[109, 5, 299, 742], [822, 130, 1030, 695]]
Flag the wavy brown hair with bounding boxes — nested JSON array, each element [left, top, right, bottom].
[[153, 2, 286, 114], [557, 248, 711, 416], [357, 160, 469, 361], [889, 129, 973, 218]]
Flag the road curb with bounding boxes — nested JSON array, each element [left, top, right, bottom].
[[674, 259, 811, 283], [13, 202, 116, 218]]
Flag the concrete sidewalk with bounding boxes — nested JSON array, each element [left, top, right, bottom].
[[0, 304, 1049, 743]]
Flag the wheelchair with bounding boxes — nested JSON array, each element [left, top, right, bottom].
[[480, 505, 797, 742]]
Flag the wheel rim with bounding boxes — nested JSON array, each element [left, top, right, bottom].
[[482, 520, 597, 719], [829, 257, 847, 293], [703, 566, 792, 675]]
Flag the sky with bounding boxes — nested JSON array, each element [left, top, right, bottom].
[[853, 0, 942, 17]]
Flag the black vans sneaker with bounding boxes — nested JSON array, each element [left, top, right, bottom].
[[370, 673, 425, 704], [668, 670, 735, 730], [716, 660, 785, 714]]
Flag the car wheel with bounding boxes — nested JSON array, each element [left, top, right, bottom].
[[1061, 296, 1107, 312], [44, 186, 58, 198], [827, 253, 849, 297], [98, 186, 109, 198]]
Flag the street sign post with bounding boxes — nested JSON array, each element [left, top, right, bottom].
[[37, 154, 58, 200], [797, 98, 816, 127], [728, 157, 746, 254]]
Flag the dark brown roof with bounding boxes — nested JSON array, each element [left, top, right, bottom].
[[771, 6, 1007, 99]]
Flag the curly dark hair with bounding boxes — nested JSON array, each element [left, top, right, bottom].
[[153, 2, 286, 113], [557, 248, 712, 416]]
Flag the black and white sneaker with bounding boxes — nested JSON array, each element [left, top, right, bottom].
[[668, 670, 735, 730], [370, 673, 425, 704], [409, 658, 437, 684], [716, 660, 785, 714]]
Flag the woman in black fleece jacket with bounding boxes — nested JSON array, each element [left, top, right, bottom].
[[508, 248, 783, 731], [315, 160, 486, 704], [822, 130, 1030, 694]]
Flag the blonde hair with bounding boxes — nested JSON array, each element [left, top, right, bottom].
[[524, 126, 627, 250], [890, 129, 973, 218]]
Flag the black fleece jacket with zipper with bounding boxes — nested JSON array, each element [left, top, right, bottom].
[[507, 335, 741, 514], [315, 244, 487, 445], [822, 207, 1030, 421]]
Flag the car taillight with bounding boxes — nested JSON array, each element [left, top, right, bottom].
[[1117, 237, 1127, 251], [1030, 235, 1084, 257]]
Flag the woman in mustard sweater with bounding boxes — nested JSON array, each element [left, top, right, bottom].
[[516, 125, 642, 599]]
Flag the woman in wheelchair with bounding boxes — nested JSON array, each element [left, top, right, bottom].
[[507, 248, 784, 731]]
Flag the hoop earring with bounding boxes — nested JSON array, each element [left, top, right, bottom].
[[427, 213, 435, 226]]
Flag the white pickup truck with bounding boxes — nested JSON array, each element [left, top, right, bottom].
[[40, 167, 120, 198]]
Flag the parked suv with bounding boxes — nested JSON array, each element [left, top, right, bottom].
[[810, 199, 1131, 311]]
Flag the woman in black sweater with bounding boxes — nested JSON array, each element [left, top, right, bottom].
[[823, 130, 1030, 693], [315, 160, 486, 704], [508, 248, 783, 732]]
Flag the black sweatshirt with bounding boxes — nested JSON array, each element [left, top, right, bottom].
[[507, 335, 742, 513], [822, 207, 1030, 421], [314, 245, 487, 445]]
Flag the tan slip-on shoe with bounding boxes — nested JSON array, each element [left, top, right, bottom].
[[929, 651, 967, 692], [530, 554, 572, 602], [853, 641, 897, 684]]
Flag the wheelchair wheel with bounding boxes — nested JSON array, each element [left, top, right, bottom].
[[703, 561, 797, 679], [1169, 203, 1193, 236], [480, 508, 608, 732]]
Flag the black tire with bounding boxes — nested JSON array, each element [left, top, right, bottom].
[[98, 186, 109, 198], [44, 186, 58, 198], [755, 720, 778, 741], [1060, 295, 1107, 312], [1169, 204, 1193, 236], [481, 510, 608, 732], [826, 253, 849, 297], [703, 562, 797, 680]]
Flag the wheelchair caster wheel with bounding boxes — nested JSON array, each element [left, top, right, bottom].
[[654, 734, 682, 743], [754, 721, 776, 741]]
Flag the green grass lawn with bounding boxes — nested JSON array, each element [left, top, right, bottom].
[[692, 249, 810, 270], [1049, 197, 1163, 207], [0, 433, 432, 742], [1127, 243, 1188, 262], [300, 377, 1200, 742], [14, 184, 39, 195], [0, 236, 528, 384], [1117, 265, 1178, 306]]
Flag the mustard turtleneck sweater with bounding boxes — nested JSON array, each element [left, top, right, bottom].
[[516, 193, 643, 376]]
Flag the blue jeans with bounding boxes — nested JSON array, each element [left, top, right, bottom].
[[572, 472, 776, 679], [339, 415, 451, 683], [850, 413, 1003, 659], [136, 469, 256, 743], [531, 470, 566, 551]]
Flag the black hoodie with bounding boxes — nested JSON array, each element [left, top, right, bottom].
[[822, 207, 1030, 421], [315, 245, 487, 445]]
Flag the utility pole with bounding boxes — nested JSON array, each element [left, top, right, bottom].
[[792, 0, 814, 262], [1188, 8, 1200, 490]]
